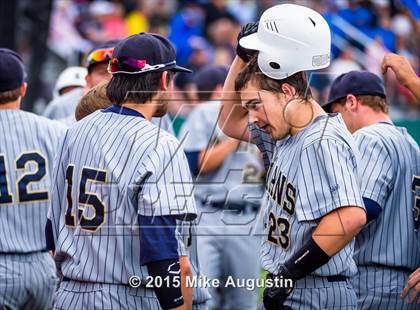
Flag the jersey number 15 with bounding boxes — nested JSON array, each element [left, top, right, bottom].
[[64, 165, 107, 232]]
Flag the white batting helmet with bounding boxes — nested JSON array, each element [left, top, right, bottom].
[[239, 4, 331, 80], [54, 66, 87, 97]]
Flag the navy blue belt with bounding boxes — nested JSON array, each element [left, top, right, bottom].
[[267, 273, 347, 282], [203, 200, 259, 212]]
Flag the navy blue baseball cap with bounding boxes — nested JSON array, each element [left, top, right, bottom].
[[108, 33, 192, 75], [195, 65, 228, 93], [0, 48, 26, 92], [324, 70, 386, 110]]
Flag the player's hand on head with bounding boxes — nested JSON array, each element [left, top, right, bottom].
[[236, 22, 259, 62], [401, 267, 420, 304]]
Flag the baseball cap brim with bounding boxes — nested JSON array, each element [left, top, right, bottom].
[[172, 64, 192, 73]]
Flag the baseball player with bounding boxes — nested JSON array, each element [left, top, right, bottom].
[[73, 79, 212, 309], [324, 70, 420, 309], [180, 65, 264, 310], [52, 66, 87, 98], [218, 4, 367, 309], [45, 40, 176, 133], [47, 33, 198, 310], [0, 49, 65, 309]]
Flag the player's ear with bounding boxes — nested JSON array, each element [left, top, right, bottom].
[[346, 94, 358, 112], [19, 82, 27, 98], [280, 83, 296, 100], [160, 71, 169, 90], [85, 73, 93, 90]]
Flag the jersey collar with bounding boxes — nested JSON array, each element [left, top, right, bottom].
[[102, 104, 145, 118]]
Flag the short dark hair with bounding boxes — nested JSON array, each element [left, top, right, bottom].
[[333, 95, 388, 113], [0, 87, 21, 104], [234, 56, 312, 99], [106, 71, 173, 105]]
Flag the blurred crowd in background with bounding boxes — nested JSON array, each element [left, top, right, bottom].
[[2, 0, 419, 130]]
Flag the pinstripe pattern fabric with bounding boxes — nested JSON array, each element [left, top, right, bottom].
[[177, 220, 211, 307], [53, 280, 161, 310], [248, 122, 276, 171], [353, 122, 420, 269], [48, 108, 196, 287], [353, 266, 419, 310], [351, 122, 420, 309], [260, 114, 364, 279], [0, 109, 66, 252], [0, 252, 58, 310], [284, 275, 357, 309]]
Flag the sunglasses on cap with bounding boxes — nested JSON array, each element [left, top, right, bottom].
[[107, 57, 177, 75], [87, 47, 114, 66]]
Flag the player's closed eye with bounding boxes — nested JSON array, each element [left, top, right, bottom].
[[244, 99, 261, 110]]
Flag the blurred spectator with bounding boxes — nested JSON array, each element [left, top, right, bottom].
[[329, 47, 363, 77], [169, 1, 204, 65], [80, 1, 127, 44], [227, 0, 257, 25]]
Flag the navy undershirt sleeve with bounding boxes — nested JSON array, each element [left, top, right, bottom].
[[184, 151, 200, 176], [363, 197, 382, 223], [139, 215, 178, 265], [45, 218, 55, 251]]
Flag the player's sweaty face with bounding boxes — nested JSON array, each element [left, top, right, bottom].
[[240, 82, 289, 140]]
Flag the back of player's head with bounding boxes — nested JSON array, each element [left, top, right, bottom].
[[239, 4, 331, 80], [106, 32, 191, 105], [0, 48, 26, 104], [235, 56, 312, 99], [75, 81, 110, 121], [325, 70, 387, 113], [195, 65, 228, 102]]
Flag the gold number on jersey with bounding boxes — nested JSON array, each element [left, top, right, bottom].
[[267, 211, 291, 249], [0, 152, 48, 205], [64, 165, 107, 232]]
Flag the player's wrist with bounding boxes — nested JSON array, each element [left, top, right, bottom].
[[281, 236, 331, 280]]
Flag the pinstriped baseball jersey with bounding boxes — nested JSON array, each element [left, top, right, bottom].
[[248, 122, 276, 170], [48, 106, 196, 284], [260, 113, 365, 277], [180, 102, 265, 205], [0, 109, 66, 252], [353, 122, 420, 269]]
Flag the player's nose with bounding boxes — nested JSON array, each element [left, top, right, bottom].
[[248, 111, 260, 125]]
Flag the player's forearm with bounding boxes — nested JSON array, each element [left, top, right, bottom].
[[406, 77, 420, 103], [218, 56, 250, 141], [198, 138, 239, 174], [312, 206, 366, 256], [179, 256, 193, 310]]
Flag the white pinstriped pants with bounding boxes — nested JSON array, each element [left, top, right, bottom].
[[283, 275, 357, 309], [0, 252, 58, 310], [53, 280, 161, 310], [353, 266, 419, 310]]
